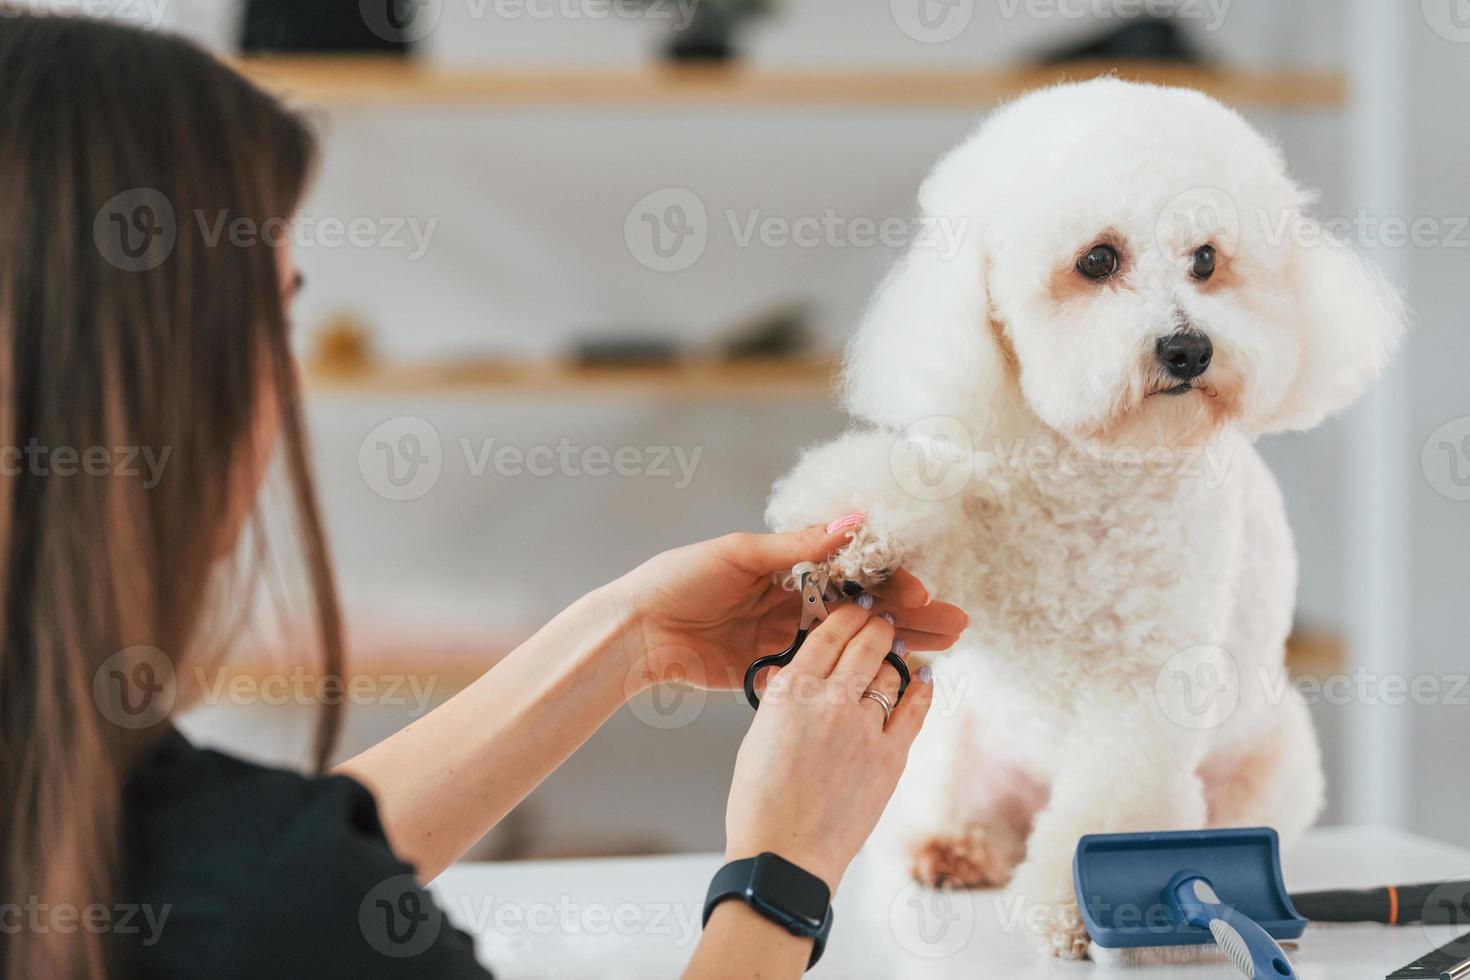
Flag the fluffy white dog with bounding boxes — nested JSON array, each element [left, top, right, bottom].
[[766, 78, 1405, 957]]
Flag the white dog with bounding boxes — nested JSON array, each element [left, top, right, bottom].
[[766, 78, 1405, 957]]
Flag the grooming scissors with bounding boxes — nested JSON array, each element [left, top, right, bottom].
[[743, 562, 911, 710]]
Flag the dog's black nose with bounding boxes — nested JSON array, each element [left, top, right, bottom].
[[1156, 332, 1213, 381]]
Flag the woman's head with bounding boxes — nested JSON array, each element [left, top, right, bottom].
[[0, 14, 342, 978]]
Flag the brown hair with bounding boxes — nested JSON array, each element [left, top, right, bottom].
[[0, 14, 343, 979]]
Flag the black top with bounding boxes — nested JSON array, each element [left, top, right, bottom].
[[120, 728, 491, 979]]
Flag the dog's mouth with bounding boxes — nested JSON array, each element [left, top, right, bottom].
[[1146, 381, 1217, 399]]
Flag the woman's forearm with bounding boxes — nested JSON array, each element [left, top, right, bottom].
[[335, 583, 645, 879], [684, 903, 814, 980]]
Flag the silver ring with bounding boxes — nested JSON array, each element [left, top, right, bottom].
[[860, 688, 894, 725]]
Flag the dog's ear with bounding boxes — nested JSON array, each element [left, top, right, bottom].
[[841, 222, 1008, 430], [1259, 223, 1407, 432]]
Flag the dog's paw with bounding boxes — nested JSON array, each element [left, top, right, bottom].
[[1025, 897, 1090, 959], [1010, 861, 1092, 959], [825, 525, 903, 592], [909, 830, 1020, 889]]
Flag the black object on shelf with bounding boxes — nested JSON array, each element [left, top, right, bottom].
[[573, 337, 679, 368], [1037, 14, 1203, 65], [722, 304, 811, 361], [241, 0, 417, 55], [661, 0, 772, 63]]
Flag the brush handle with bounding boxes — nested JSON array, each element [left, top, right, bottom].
[[1170, 874, 1297, 980]]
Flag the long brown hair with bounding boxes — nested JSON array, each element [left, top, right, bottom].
[[0, 14, 343, 979]]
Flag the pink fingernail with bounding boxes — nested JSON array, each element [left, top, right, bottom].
[[826, 512, 865, 534]]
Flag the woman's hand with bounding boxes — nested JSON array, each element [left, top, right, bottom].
[[612, 516, 968, 693], [721, 604, 933, 891], [684, 608, 934, 978]]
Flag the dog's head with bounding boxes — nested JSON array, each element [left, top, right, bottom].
[[844, 78, 1405, 450]]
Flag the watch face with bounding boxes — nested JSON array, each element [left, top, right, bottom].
[[751, 853, 829, 929]]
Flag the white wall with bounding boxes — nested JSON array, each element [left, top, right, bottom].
[[1403, 10, 1470, 847]]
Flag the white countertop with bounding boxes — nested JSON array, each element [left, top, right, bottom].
[[431, 826, 1470, 979]]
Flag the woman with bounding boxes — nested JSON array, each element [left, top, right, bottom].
[[0, 14, 967, 980]]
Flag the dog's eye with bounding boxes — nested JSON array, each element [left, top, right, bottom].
[[1192, 244, 1216, 281], [1077, 244, 1119, 281]]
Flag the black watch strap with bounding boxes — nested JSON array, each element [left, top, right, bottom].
[[703, 853, 833, 971]]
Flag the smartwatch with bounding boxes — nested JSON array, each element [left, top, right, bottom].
[[703, 852, 833, 970]]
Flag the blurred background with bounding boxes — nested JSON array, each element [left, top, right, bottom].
[[82, 0, 1468, 859]]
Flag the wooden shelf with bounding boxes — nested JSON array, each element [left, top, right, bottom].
[[237, 58, 1345, 110], [306, 358, 837, 400]]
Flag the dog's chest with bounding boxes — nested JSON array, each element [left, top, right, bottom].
[[944, 465, 1242, 677]]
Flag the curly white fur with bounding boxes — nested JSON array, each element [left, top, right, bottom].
[[766, 79, 1406, 957]]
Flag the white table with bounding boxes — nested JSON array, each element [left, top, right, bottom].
[[431, 827, 1470, 979]]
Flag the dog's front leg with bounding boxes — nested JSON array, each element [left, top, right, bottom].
[[1008, 701, 1210, 959], [767, 427, 981, 591]]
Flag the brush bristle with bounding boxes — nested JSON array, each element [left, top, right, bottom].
[[1088, 940, 1299, 968], [1087, 942, 1231, 966]]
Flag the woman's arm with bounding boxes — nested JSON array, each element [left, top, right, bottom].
[[336, 522, 967, 882], [685, 903, 816, 980], [334, 584, 639, 880]]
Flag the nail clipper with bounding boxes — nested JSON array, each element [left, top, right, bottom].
[[743, 562, 911, 710]]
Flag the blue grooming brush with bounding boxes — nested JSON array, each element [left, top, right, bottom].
[[1074, 828, 1307, 978]]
